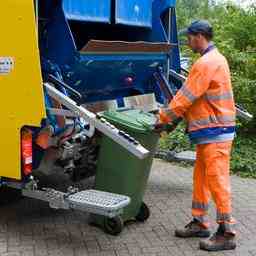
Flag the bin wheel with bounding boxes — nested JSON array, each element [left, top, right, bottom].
[[136, 202, 150, 222], [103, 216, 124, 236]]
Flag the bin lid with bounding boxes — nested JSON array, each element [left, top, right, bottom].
[[101, 109, 157, 133]]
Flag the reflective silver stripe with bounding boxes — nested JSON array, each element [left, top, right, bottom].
[[193, 215, 208, 224], [188, 115, 236, 130], [216, 212, 232, 222], [180, 86, 197, 102], [223, 223, 236, 234], [217, 213, 236, 233], [205, 91, 234, 101], [192, 201, 209, 211], [162, 108, 179, 121]]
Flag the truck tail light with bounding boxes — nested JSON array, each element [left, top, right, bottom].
[[21, 128, 33, 176]]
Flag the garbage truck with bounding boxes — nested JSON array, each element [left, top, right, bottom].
[[1, 0, 253, 235], [0, 0, 182, 233]]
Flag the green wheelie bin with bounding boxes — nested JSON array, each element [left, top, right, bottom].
[[91, 109, 159, 235]]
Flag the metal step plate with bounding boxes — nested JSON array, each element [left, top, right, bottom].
[[67, 190, 130, 218]]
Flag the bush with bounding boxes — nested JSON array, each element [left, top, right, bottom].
[[231, 134, 256, 178], [158, 122, 194, 152]]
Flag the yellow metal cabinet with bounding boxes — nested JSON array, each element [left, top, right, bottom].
[[0, 0, 46, 179]]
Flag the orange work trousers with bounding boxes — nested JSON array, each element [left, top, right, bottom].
[[192, 141, 236, 233]]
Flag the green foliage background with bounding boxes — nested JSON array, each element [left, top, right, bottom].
[[160, 1, 256, 176], [177, 0, 256, 129]]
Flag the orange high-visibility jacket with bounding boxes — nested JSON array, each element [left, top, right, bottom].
[[160, 48, 236, 136]]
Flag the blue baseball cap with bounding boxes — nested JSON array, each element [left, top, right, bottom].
[[179, 20, 213, 36]]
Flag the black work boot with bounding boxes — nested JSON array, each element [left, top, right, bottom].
[[199, 224, 236, 251], [175, 219, 211, 238]]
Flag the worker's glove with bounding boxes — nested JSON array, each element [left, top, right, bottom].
[[155, 123, 177, 133], [154, 115, 176, 134]]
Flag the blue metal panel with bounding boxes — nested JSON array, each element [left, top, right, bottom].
[[39, 2, 76, 65], [161, 0, 176, 9], [169, 8, 181, 73], [148, 0, 177, 42], [116, 0, 152, 28], [63, 0, 111, 23], [61, 53, 168, 103]]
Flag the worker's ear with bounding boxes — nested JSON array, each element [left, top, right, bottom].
[[198, 33, 208, 43], [197, 33, 204, 41]]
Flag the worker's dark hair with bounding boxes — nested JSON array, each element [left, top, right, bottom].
[[201, 30, 214, 41], [190, 30, 214, 41]]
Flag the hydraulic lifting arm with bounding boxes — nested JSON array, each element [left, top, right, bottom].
[[44, 83, 149, 159]]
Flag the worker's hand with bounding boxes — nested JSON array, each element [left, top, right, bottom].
[[154, 122, 167, 133]]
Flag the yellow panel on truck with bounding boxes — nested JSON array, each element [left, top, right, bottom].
[[0, 1, 46, 179]]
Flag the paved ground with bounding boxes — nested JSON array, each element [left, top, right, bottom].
[[1, 159, 256, 256]]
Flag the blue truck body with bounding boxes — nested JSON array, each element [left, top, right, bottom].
[[38, 0, 181, 107]]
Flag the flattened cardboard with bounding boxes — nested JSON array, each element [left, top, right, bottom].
[[81, 40, 175, 53]]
